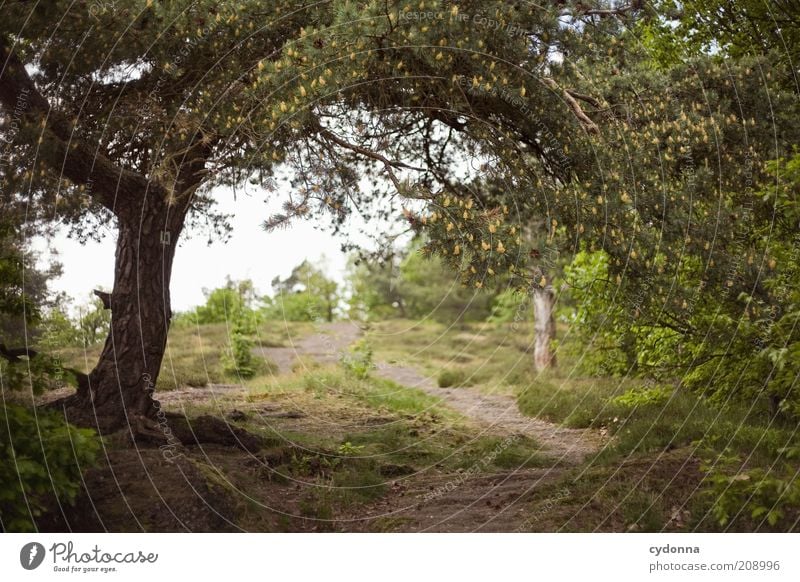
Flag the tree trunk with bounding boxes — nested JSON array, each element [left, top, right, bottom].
[[60, 199, 183, 435], [533, 285, 557, 371]]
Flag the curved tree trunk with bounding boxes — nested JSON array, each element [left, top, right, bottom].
[[533, 285, 557, 371], [61, 198, 184, 435]]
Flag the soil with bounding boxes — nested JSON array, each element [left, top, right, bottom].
[[253, 322, 604, 532], [43, 322, 614, 532]]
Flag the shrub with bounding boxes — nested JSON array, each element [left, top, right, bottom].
[[703, 446, 800, 530], [612, 385, 671, 408], [340, 340, 374, 379], [223, 317, 267, 380], [0, 404, 100, 532], [437, 368, 468, 388]]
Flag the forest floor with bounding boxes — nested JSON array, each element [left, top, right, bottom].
[[251, 321, 602, 531], [41, 320, 794, 532]]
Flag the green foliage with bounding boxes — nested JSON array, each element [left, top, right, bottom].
[[703, 446, 800, 531], [0, 219, 99, 532], [76, 297, 111, 345], [612, 385, 671, 408], [562, 250, 633, 376], [346, 255, 406, 321], [487, 288, 529, 324], [437, 368, 468, 388], [337, 441, 364, 456], [648, 0, 800, 63], [264, 261, 338, 322], [0, 404, 100, 532], [38, 304, 81, 349], [264, 293, 328, 322], [0, 352, 76, 394], [223, 316, 266, 380], [348, 237, 499, 323], [400, 238, 496, 322], [188, 278, 259, 325], [340, 339, 374, 379]]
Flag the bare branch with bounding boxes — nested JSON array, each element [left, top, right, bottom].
[[0, 343, 38, 363], [542, 78, 600, 134]]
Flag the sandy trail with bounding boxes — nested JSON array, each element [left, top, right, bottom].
[[254, 321, 363, 374], [374, 363, 601, 466], [252, 322, 601, 531]]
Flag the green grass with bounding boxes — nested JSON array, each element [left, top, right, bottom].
[[49, 316, 799, 531], [362, 318, 800, 531], [55, 320, 310, 391], [366, 319, 539, 394]]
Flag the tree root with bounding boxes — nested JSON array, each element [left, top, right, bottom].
[[158, 413, 265, 452], [45, 393, 265, 454]]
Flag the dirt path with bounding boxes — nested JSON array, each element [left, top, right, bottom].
[[374, 363, 600, 466], [363, 364, 601, 532], [256, 322, 599, 465], [254, 321, 363, 374], [253, 322, 602, 531], [156, 322, 364, 408], [45, 323, 603, 532]]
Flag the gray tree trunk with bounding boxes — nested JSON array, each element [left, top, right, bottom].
[[533, 285, 557, 371]]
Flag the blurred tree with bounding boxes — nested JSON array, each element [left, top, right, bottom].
[[267, 260, 338, 322], [76, 297, 112, 346], [191, 277, 257, 325]]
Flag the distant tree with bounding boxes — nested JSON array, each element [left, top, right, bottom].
[[267, 260, 338, 322], [76, 297, 112, 346], [38, 299, 81, 349], [400, 239, 495, 323], [347, 254, 407, 321], [348, 237, 497, 323], [190, 277, 257, 325]]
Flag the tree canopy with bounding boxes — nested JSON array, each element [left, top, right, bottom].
[[3, 1, 799, 428]]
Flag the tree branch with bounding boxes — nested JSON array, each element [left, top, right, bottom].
[[0, 37, 153, 217], [542, 78, 600, 134], [564, 1, 643, 19], [93, 289, 112, 310], [0, 343, 38, 363], [314, 123, 425, 192]]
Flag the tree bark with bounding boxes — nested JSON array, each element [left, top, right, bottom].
[[60, 198, 185, 435], [533, 285, 557, 371]]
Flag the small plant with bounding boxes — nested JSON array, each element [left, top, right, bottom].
[[0, 403, 100, 532], [340, 339, 374, 379], [437, 368, 467, 388], [337, 441, 364, 456], [702, 446, 800, 529], [612, 385, 671, 408], [223, 315, 266, 380]]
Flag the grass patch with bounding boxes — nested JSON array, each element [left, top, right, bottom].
[[55, 321, 310, 392], [366, 319, 537, 388]]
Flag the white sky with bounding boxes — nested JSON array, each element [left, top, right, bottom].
[[31, 186, 387, 313]]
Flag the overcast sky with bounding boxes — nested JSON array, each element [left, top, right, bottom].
[[30, 186, 385, 313]]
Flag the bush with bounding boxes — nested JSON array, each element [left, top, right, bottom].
[[437, 368, 468, 388], [0, 404, 100, 532], [223, 317, 266, 380], [263, 292, 328, 322], [340, 340, 374, 379], [612, 385, 671, 408], [703, 446, 800, 530]]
